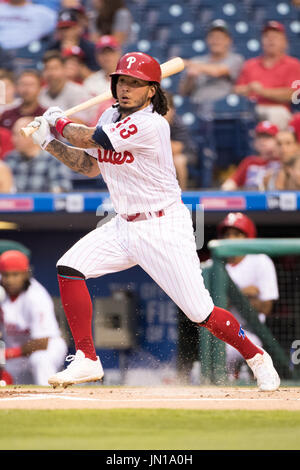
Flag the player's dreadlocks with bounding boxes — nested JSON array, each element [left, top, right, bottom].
[[150, 83, 169, 116]]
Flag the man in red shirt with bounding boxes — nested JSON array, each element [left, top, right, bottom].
[[235, 21, 300, 130], [0, 70, 46, 130], [289, 113, 300, 142], [221, 121, 280, 190]]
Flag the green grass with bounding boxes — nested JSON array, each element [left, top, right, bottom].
[[0, 409, 300, 450]]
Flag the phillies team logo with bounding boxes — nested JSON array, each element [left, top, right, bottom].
[[97, 149, 134, 165], [126, 56, 137, 69]]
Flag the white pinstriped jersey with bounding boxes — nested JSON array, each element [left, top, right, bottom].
[[86, 104, 182, 214]]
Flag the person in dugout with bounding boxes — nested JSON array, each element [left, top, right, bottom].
[[0, 250, 67, 385]]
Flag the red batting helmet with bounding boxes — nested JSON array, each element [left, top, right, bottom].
[[110, 52, 161, 99], [0, 250, 29, 272], [217, 212, 257, 238]]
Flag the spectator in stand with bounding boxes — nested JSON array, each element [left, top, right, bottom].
[[0, 71, 22, 116], [61, 46, 88, 84], [88, 0, 133, 46], [164, 92, 198, 190], [283, 154, 300, 190], [0, 159, 14, 193], [289, 113, 300, 143], [0, 0, 57, 50], [87, 36, 122, 125], [179, 20, 244, 108], [85, 35, 122, 97], [217, 213, 279, 382], [264, 129, 300, 190], [235, 21, 300, 130], [0, 127, 14, 160], [0, 70, 46, 130], [221, 121, 280, 191], [4, 117, 72, 193], [39, 50, 95, 126], [47, 8, 99, 71]]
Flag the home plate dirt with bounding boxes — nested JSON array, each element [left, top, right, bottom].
[[0, 386, 300, 410]]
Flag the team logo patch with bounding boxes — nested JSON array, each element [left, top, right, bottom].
[[238, 325, 245, 340], [126, 56, 137, 69]]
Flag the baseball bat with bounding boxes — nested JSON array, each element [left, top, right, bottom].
[[20, 56, 185, 138]]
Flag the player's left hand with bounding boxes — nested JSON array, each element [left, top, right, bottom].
[[43, 106, 66, 127], [27, 116, 54, 150]]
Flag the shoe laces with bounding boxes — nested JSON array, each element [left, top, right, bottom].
[[65, 351, 85, 369]]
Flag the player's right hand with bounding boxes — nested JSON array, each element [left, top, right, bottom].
[[27, 116, 54, 150], [43, 107, 66, 127]]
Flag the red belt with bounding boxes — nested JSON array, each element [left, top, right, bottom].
[[121, 209, 165, 222]]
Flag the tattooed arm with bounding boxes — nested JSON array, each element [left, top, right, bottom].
[[61, 123, 98, 149], [46, 139, 100, 177]]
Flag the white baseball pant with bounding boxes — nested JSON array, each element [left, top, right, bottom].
[[57, 202, 214, 323]]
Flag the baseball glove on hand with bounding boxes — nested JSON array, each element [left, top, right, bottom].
[[27, 116, 54, 150], [43, 107, 66, 127]]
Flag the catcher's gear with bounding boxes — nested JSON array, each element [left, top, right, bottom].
[[217, 212, 257, 238], [110, 52, 161, 99], [27, 116, 54, 150]]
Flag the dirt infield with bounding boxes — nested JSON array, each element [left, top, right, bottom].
[[0, 386, 300, 410]]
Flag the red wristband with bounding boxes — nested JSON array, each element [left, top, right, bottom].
[[56, 117, 73, 137], [5, 346, 22, 360]]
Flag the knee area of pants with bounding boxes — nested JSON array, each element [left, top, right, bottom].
[[57, 264, 85, 279]]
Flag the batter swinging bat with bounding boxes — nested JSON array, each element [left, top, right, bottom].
[[20, 56, 185, 138]]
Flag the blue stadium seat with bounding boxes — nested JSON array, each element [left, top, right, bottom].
[[230, 21, 261, 39], [171, 99, 218, 187], [252, 1, 299, 23], [142, 3, 195, 27], [212, 2, 249, 22], [168, 39, 208, 60], [123, 40, 167, 63], [161, 74, 181, 94], [285, 20, 300, 45], [166, 21, 202, 42], [211, 95, 257, 168], [9, 35, 53, 74], [234, 37, 262, 59], [212, 95, 256, 118]]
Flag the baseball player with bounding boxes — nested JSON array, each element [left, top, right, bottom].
[[217, 213, 279, 380], [0, 250, 67, 385], [26, 52, 280, 391]]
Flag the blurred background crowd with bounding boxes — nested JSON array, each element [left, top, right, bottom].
[[0, 0, 299, 193]]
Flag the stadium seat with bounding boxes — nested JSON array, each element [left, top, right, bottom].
[[212, 3, 249, 22], [230, 21, 261, 39], [285, 20, 300, 45], [212, 94, 256, 119], [8, 35, 53, 74], [211, 95, 257, 168], [168, 39, 208, 60], [166, 21, 202, 42], [234, 37, 262, 59], [171, 99, 218, 187], [252, 1, 299, 23], [123, 40, 167, 63], [142, 3, 196, 27]]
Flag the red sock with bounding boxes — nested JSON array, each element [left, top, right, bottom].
[[200, 306, 263, 360], [58, 274, 97, 361]]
